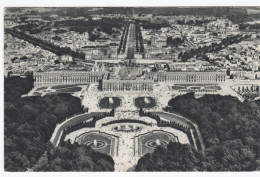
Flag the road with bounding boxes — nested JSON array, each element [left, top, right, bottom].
[[126, 23, 136, 59]]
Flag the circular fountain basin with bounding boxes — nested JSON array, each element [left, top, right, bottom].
[[84, 140, 107, 149]]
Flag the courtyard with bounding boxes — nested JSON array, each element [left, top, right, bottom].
[[52, 82, 211, 171]]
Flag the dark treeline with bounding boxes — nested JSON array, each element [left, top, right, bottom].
[[5, 29, 85, 60], [139, 20, 170, 30], [7, 7, 258, 24], [55, 7, 134, 17], [8, 7, 252, 21], [239, 23, 260, 30], [135, 22, 144, 53], [135, 22, 140, 52], [118, 23, 128, 54], [4, 76, 114, 171], [53, 7, 247, 17], [177, 19, 211, 26], [122, 23, 130, 53], [136, 93, 260, 171], [134, 7, 247, 17], [178, 34, 251, 62], [227, 12, 260, 24]]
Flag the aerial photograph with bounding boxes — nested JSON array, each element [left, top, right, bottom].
[[3, 6, 260, 172]]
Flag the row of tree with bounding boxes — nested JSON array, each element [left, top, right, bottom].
[[117, 23, 128, 54], [178, 34, 251, 61], [5, 29, 85, 60], [122, 23, 130, 53], [135, 22, 144, 53]]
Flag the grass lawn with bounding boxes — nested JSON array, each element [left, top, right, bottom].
[[77, 133, 112, 155], [36, 86, 48, 91], [52, 84, 81, 89], [138, 132, 176, 155], [56, 87, 82, 92]]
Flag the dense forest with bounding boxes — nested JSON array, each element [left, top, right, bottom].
[[33, 141, 114, 171], [136, 142, 207, 171], [4, 76, 114, 171], [4, 75, 34, 102], [136, 93, 260, 171], [54, 18, 126, 41]]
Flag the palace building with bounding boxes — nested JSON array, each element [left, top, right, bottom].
[[33, 69, 226, 88], [149, 71, 226, 83], [102, 78, 153, 91], [33, 70, 107, 86]]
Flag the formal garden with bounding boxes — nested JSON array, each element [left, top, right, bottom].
[[134, 97, 156, 109], [99, 97, 121, 109]]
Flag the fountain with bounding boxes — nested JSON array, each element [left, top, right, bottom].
[[144, 97, 151, 104], [146, 139, 167, 148], [109, 97, 114, 104], [84, 138, 107, 149], [93, 139, 97, 147], [155, 139, 161, 146], [100, 97, 121, 109], [135, 97, 156, 108]]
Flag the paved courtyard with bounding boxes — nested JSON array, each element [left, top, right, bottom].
[[64, 83, 194, 171]]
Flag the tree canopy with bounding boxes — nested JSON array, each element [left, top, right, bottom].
[[136, 142, 207, 171], [4, 76, 114, 171], [33, 141, 114, 171], [136, 93, 260, 171]]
